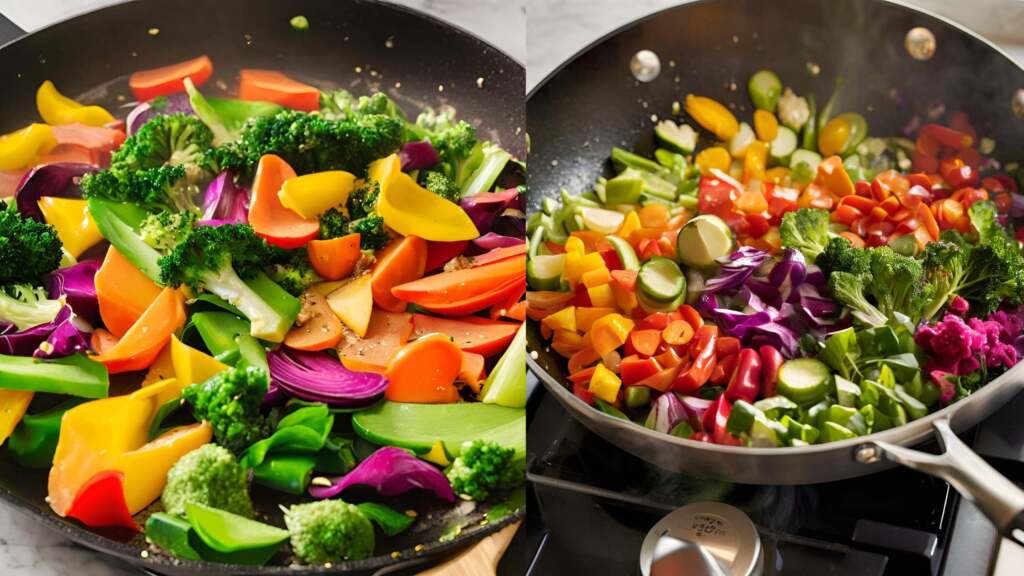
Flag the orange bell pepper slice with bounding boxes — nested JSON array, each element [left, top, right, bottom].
[[249, 154, 319, 249], [338, 310, 413, 373], [129, 55, 213, 101], [307, 233, 362, 281], [95, 246, 163, 338], [371, 236, 428, 312], [284, 292, 343, 352], [384, 334, 462, 403], [391, 255, 525, 316], [91, 288, 185, 374], [239, 69, 320, 111]]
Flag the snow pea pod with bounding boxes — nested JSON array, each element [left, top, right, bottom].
[[356, 502, 414, 537], [186, 503, 288, 565], [252, 453, 317, 495]]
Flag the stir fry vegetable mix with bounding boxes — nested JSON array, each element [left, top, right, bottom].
[[528, 68, 1024, 448], [0, 54, 527, 565]]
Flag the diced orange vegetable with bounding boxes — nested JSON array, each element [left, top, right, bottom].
[[307, 233, 361, 281], [391, 256, 525, 316], [575, 307, 617, 333], [815, 156, 855, 197], [385, 334, 463, 403], [458, 351, 486, 392], [284, 292, 344, 351], [617, 211, 642, 239], [551, 329, 586, 358], [580, 266, 611, 288], [411, 313, 519, 357], [735, 187, 769, 213], [91, 288, 185, 374], [239, 69, 319, 111], [685, 95, 738, 140], [371, 236, 427, 312], [753, 110, 778, 142], [630, 329, 662, 357], [249, 154, 319, 248], [526, 291, 575, 321], [743, 141, 768, 183], [638, 205, 670, 229], [95, 246, 163, 338], [662, 320, 694, 346], [568, 346, 601, 374], [589, 314, 635, 357], [916, 202, 940, 240], [838, 231, 866, 248], [129, 55, 213, 101], [338, 310, 413, 373], [695, 146, 731, 174], [588, 363, 622, 404]]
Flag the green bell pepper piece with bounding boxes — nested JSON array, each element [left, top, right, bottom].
[[821, 421, 856, 442], [145, 512, 203, 561], [192, 311, 250, 356], [186, 503, 288, 565], [86, 197, 162, 282], [240, 405, 333, 468], [0, 353, 108, 398], [8, 398, 85, 468], [595, 398, 629, 420], [726, 400, 759, 435], [253, 454, 317, 495], [357, 502, 414, 537]]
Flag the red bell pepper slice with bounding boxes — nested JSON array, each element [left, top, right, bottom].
[[129, 55, 213, 101], [724, 348, 762, 404], [610, 269, 638, 292], [620, 354, 661, 385], [635, 364, 681, 392], [920, 123, 974, 149], [710, 396, 742, 446], [239, 69, 320, 111], [65, 470, 138, 532], [709, 351, 738, 386], [572, 380, 595, 405], [674, 326, 719, 394], [758, 345, 785, 398]]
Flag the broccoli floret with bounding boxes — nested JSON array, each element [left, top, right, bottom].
[[318, 207, 350, 240], [161, 444, 253, 517], [445, 440, 523, 502], [968, 200, 1004, 244], [348, 214, 390, 251], [920, 240, 968, 321], [283, 500, 374, 563], [182, 366, 271, 454], [0, 284, 63, 330], [0, 204, 62, 285], [80, 164, 200, 214], [159, 224, 294, 340], [780, 208, 831, 262], [139, 210, 197, 253], [218, 109, 404, 176], [815, 236, 871, 277], [414, 110, 479, 184], [319, 90, 405, 122], [266, 249, 321, 296], [111, 112, 213, 173], [867, 246, 924, 322], [828, 271, 888, 327], [345, 179, 380, 221], [422, 170, 461, 202]]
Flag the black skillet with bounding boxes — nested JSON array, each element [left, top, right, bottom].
[[0, 1, 524, 574]]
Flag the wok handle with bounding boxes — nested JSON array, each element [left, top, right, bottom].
[[858, 419, 1024, 547]]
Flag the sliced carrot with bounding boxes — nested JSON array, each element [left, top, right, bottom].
[[249, 154, 319, 249], [391, 255, 525, 316], [284, 292, 344, 351], [411, 313, 520, 357], [458, 351, 486, 393], [678, 304, 703, 332], [567, 346, 601, 374], [916, 202, 940, 240], [490, 280, 525, 321], [91, 288, 185, 374], [663, 320, 694, 346], [308, 233, 361, 281], [504, 300, 527, 322], [338, 310, 413, 373], [384, 334, 462, 403], [471, 243, 527, 268], [129, 55, 213, 101], [239, 69, 319, 112], [630, 329, 662, 357], [95, 246, 163, 338], [371, 236, 428, 312]]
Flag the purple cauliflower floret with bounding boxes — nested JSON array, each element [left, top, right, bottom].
[[948, 295, 969, 317]]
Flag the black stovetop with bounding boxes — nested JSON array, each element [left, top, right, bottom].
[[525, 374, 1024, 576]]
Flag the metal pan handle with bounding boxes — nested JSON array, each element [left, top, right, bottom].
[[856, 420, 1024, 547]]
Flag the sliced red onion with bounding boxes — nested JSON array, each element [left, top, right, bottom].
[[267, 348, 388, 406], [398, 140, 440, 171], [15, 163, 96, 221], [309, 446, 454, 502]]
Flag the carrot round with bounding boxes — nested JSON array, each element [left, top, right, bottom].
[[308, 233, 361, 281], [410, 314, 520, 357], [384, 334, 462, 403], [284, 292, 343, 351], [95, 246, 162, 337], [129, 55, 213, 101], [371, 236, 427, 312], [249, 154, 319, 249], [239, 69, 319, 111]]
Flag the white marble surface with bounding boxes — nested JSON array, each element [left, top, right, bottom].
[[0, 4, 522, 576]]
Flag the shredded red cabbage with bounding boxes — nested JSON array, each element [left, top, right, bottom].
[[308, 446, 454, 502], [267, 348, 388, 406]]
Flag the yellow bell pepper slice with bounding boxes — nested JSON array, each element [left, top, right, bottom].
[[374, 153, 479, 241], [617, 211, 641, 240], [765, 167, 790, 185], [818, 117, 852, 157], [115, 421, 211, 514], [564, 252, 604, 286], [815, 156, 855, 198], [743, 141, 768, 183], [589, 313, 634, 357], [326, 274, 373, 337], [36, 80, 115, 127], [421, 440, 451, 467], [0, 124, 57, 171], [753, 110, 779, 142], [0, 389, 34, 446], [611, 281, 638, 314], [541, 306, 577, 333], [587, 284, 617, 308], [575, 307, 617, 332], [278, 170, 356, 220], [564, 236, 586, 256], [588, 363, 622, 404], [551, 329, 585, 358], [141, 345, 176, 387], [580, 266, 611, 288], [37, 197, 104, 259], [685, 94, 739, 140], [695, 146, 731, 175], [170, 334, 229, 392]]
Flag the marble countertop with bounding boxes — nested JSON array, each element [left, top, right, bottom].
[[0, 4, 522, 575]]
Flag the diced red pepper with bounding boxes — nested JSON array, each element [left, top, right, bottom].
[[705, 396, 742, 445], [940, 158, 978, 189], [758, 345, 784, 398], [65, 470, 138, 532], [724, 348, 762, 404], [744, 213, 770, 238], [630, 329, 662, 357], [710, 351, 738, 386], [920, 123, 974, 149], [620, 355, 662, 385], [674, 325, 718, 393], [610, 269, 638, 292], [572, 380, 595, 405], [636, 312, 673, 331], [715, 336, 741, 357], [698, 176, 739, 217], [599, 248, 622, 271]]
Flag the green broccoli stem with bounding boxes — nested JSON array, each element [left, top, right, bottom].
[[199, 268, 298, 343], [460, 145, 512, 196], [87, 198, 164, 282]]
